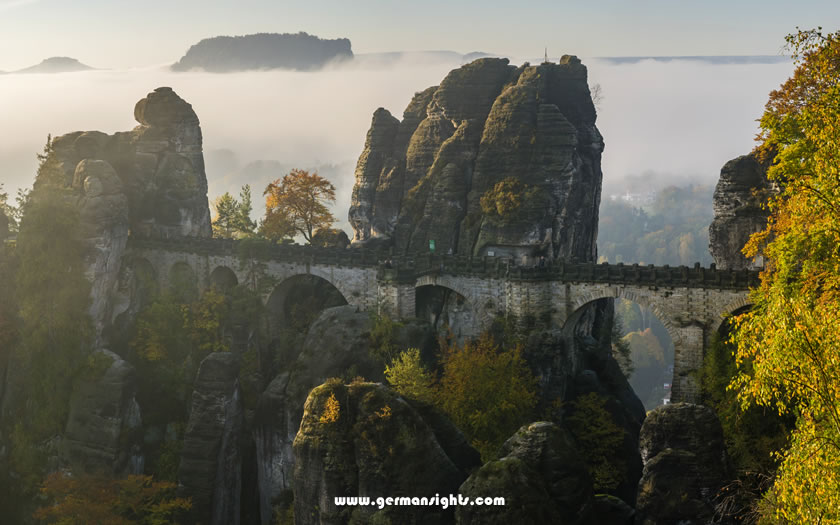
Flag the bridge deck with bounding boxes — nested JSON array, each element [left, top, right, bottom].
[[127, 235, 759, 290]]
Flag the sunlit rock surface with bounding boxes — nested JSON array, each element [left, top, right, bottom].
[[293, 381, 479, 525], [349, 56, 603, 262], [709, 153, 773, 270]]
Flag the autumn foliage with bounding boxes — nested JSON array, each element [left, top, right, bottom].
[[436, 333, 538, 461], [261, 169, 336, 243], [729, 28, 840, 522], [34, 472, 190, 524]]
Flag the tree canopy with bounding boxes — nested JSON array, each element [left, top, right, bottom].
[[730, 28, 840, 522], [261, 169, 336, 243], [211, 184, 256, 239]]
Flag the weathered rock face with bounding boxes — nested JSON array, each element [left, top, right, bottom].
[[255, 305, 436, 521], [635, 403, 730, 525], [349, 56, 603, 262], [293, 381, 479, 525], [709, 153, 773, 270], [59, 349, 143, 475], [178, 352, 243, 525], [42, 87, 211, 345], [457, 421, 592, 525], [73, 159, 130, 347], [49, 87, 211, 240]]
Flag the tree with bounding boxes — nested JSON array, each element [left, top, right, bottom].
[[384, 348, 436, 404], [730, 28, 840, 522], [436, 333, 538, 461], [479, 177, 541, 223], [34, 472, 191, 524], [212, 184, 256, 239], [261, 169, 336, 243]]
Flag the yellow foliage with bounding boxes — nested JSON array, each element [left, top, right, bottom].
[[384, 348, 436, 404], [436, 333, 538, 461], [320, 392, 340, 424], [731, 29, 840, 522]]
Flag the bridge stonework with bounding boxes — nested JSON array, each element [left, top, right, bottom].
[[124, 236, 758, 404]]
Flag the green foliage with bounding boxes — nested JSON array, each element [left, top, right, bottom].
[[566, 392, 627, 492], [610, 320, 633, 379], [598, 185, 714, 266], [729, 28, 840, 522], [369, 312, 404, 365], [150, 424, 185, 482], [436, 333, 538, 461], [700, 331, 792, 522], [212, 184, 257, 239], [384, 348, 436, 404], [34, 472, 191, 524], [479, 177, 541, 223]]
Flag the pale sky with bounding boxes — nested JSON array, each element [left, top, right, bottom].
[[0, 0, 837, 70]]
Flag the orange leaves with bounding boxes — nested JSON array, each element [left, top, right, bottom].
[[262, 169, 337, 243], [731, 28, 840, 521], [34, 472, 191, 524]]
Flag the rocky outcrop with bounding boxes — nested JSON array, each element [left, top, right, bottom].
[[349, 56, 603, 262], [41, 87, 211, 344], [49, 87, 211, 240], [709, 153, 773, 270], [635, 403, 730, 525], [178, 352, 243, 525], [59, 349, 143, 475], [172, 32, 353, 72], [293, 381, 478, 525], [457, 422, 592, 525], [255, 305, 436, 520]]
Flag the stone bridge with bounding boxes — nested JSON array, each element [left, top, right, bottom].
[[125, 235, 759, 403]]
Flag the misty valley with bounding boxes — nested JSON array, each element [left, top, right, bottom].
[[0, 16, 839, 525]]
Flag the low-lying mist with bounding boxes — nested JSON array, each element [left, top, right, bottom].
[[0, 55, 793, 232]]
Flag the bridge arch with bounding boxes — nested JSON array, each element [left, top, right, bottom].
[[414, 275, 490, 339], [168, 261, 199, 302], [566, 287, 681, 347], [209, 265, 238, 292], [265, 273, 349, 338], [714, 296, 753, 333]]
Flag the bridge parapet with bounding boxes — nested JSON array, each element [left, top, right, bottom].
[[380, 256, 759, 290], [128, 234, 759, 290]]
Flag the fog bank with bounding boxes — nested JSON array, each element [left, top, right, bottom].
[[0, 56, 793, 231]]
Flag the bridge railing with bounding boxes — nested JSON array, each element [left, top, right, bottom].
[[127, 234, 760, 290], [381, 255, 759, 289]]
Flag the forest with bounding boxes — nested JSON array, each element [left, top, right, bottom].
[[0, 25, 838, 525]]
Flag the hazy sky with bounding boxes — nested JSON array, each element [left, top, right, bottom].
[[0, 0, 837, 70]]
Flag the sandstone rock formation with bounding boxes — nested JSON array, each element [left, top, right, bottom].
[[349, 56, 603, 262], [49, 87, 211, 240], [59, 349, 143, 475], [709, 153, 774, 270], [635, 403, 731, 524], [172, 32, 353, 72], [293, 381, 478, 525], [42, 87, 211, 344], [178, 351, 243, 525], [457, 421, 592, 525], [255, 305, 436, 519]]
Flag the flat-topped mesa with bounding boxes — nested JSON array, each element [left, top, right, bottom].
[[349, 55, 604, 263], [49, 86, 212, 239], [709, 153, 774, 270]]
